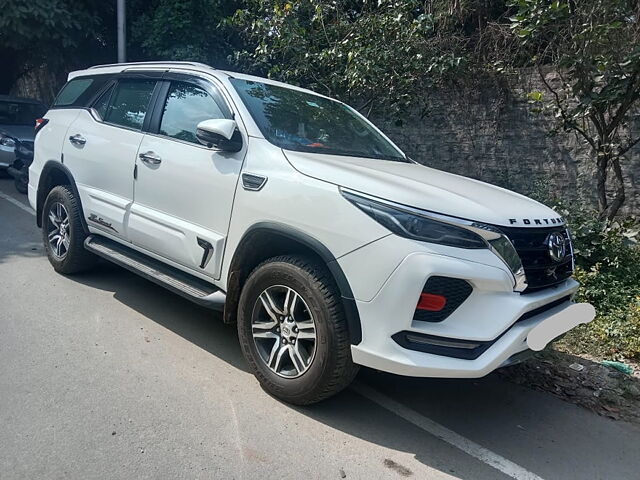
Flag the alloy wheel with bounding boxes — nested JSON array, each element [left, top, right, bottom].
[[251, 285, 317, 378], [46, 202, 70, 259]]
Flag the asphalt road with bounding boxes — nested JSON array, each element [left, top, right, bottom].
[[1, 176, 639, 480]]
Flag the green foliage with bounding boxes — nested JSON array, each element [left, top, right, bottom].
[[509, 0, 640, 219], [131, 0, 239, 67], [0, 0, 101, 51], [0, 0, 112, 90], [228, 0, 470, 116], [546, 199, 640, 359]]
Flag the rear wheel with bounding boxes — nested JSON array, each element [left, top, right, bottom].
[[42, 186, 97, 274], [237, 255, 358, 405]]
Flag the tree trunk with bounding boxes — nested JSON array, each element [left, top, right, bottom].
[[595, 147, 626, 221], [603, 157, 626, 221], [595, 148, 610, 216]]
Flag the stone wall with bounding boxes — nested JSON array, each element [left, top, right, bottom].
[[9, 66, 62, 104], [374, 79, 640, 216]]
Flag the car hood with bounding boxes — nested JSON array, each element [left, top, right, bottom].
[[0, 125, 34, 142], [283, 150, 563, 228]]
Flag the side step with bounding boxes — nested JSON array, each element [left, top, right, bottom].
[[84, 235, 226, 311]]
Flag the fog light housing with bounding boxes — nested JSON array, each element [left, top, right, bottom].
[[414, 276, 472, 323]]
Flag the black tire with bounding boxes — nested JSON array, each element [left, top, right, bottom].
[[237, 255, 358, 405], [42, 185, 97, 274], [14, 174, 27, 194]]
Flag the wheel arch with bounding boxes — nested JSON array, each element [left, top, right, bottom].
[[36, 161, 88, 232], [225, 222, 362, 345]]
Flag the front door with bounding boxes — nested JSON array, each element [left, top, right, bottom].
[[127, 78, 244, 279], [62, 78, 158, 239]]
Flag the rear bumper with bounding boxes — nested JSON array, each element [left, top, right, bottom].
[[340, 236, 589, 378]]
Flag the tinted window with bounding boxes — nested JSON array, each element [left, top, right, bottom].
[[93, 85, 114, 120], [54, 79, 94, 106], [230, 78, 406, 162], [159, 82, 225, 144], [104, 80, 156, 130], [0, 101, 46, 126], [53, 75, 113, 108]]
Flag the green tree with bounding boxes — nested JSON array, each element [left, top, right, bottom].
[[0, 0, 117, 93], [509, 0, 640, 220], [131, 0, 240, 68], [229, 0, 472, 117]]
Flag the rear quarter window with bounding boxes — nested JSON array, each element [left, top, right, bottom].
[[53, 75, 113, 108]]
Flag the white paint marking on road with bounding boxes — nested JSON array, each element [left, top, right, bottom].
[[351, 382, 545, 480], [0, 191, 35, 216]]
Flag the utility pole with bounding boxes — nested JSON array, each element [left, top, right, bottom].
[[117, 0, 126, 63]]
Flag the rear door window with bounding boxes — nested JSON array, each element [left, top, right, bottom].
[[103, 80, 156, 130], [92, 85, 115, 120]]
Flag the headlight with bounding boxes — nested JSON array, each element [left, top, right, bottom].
[[341, 189, 528, 291], [342, 190, 486, 248]]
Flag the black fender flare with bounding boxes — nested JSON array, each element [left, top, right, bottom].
[[230, 222, 362, 345], [36, 161, 88, 233]]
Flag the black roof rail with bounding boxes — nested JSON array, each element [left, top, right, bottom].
[[88, 61, 214, 70]]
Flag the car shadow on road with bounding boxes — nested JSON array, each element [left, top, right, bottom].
[[71, 261, 640, 480], [74, 260, 251, 374]]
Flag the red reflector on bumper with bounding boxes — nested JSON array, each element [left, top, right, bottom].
[[416, 293, 447, 312]]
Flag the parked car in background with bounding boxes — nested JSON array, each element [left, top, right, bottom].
[[29, 62, 595, 404], [7, 138, 35, 193], [0, 95, 46, 174]]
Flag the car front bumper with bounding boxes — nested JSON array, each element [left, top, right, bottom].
[[339, 235, 591, 378]]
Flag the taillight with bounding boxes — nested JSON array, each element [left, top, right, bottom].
[[35, 118, 49, 136], [416, 293, 447, 312]]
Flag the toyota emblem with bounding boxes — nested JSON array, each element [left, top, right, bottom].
[[547, 232, 566, 262]]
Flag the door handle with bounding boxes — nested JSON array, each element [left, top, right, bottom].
[[68, 134, 86, 146], [139, 151, 161, 165]]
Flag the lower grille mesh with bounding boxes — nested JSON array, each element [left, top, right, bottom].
[[413, 276, 472, 322]]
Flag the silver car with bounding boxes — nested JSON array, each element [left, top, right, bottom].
[[0, 95, 46, 170]]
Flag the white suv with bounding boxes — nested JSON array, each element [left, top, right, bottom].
[[29, 62, 594, 404]]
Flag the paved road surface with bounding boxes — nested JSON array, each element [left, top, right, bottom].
[[0, 177, 638, 479]]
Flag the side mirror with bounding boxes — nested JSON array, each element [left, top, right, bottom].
[[196, 119, 242, 152]]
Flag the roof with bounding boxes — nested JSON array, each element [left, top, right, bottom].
[[71, 61, 331, 100]]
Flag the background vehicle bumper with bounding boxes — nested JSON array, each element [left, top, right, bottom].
[[0, 145, 15, 168]]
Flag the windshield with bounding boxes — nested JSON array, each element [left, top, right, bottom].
[[0, 100, 46, 126], [230, 79, 407, 162]]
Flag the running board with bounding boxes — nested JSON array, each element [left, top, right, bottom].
[[84, 235, 225, 311]]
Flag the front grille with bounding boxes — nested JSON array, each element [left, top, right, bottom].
[[497, 225, 574, 292], [413, 276, 472, 322]]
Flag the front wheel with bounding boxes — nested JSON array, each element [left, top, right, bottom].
[[237, 255, 358, 405]]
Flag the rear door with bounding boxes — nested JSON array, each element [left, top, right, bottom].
[[127, 74, 245, 278], [62, 74, 161, 239]]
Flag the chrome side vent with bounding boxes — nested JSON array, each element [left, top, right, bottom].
[[242, 173, 267, 191]]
